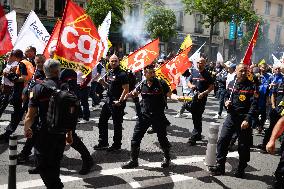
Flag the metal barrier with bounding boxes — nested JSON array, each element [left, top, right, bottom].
[[8, 135, 17, 189]]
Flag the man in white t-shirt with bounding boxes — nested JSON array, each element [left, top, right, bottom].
[[224, 61, 236, 89], [0, 52, 18, 117]]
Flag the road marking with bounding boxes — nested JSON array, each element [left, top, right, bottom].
[[129, 181, 142, 188], [0, 152, 239, 189], [0, 121, 10, 126]]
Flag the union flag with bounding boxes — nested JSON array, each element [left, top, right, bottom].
[[156, 46, 192, 90], [125, 39, 159, 73], [43, 20, 62, 59], [55, 0, 104, 75], [0, 5, 13, 56], [242, 22, 259, 66]]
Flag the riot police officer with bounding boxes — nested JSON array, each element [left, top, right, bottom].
[[187, 57, 214, 145], [210, 64, 258, 178], [94, 54, 129, 151], [122, 64, 180, 169]]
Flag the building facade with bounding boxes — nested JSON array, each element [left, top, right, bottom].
[[1, 0, 87, 33]]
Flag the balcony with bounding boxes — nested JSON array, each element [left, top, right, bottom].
[[194, 28, 204, 34]]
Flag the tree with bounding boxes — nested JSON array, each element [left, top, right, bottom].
[[86, 0, 125, 31], [182, 0, 259, 60], [144, 3, 177, 42]]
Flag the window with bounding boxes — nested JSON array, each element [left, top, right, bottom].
[[275, 25, 282, 44], [278, 4, 283, 17], [263, 21, 270, 39], [130, 4, 140, 17], [176, 11, 184, 30], [195, 14, 203, 33], [34, 0, 46, 15], [213, 23, 219, 35], [265, 1, 271, 15], [54, 0, 66, 17]]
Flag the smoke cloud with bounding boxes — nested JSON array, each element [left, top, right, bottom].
[[121, 14, 151, 48]]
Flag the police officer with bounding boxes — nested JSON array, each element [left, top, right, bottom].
[[210, 64, 258, 178], [94, 54, 129, 151], [266, 116, 284, 188], [187, 57, 214, 145], [122, 64, 180, 169], [24, 59, 72, 188]]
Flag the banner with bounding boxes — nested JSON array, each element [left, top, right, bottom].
[[55, 0, 104, 75], [98, 11, 111, 58], [272, 54, 282, 66], [0, 5, 13, 56], [217, 52, 223, 63], [43, 20, 62, 58], [180, 34, 192, 50], [5, 10, 17, 46], [189, 42, 205, 69], [156, 47, 192, 90], [242, 22, 259, 66], [123, 39, 159, 73], [13, 11, 50, 54]]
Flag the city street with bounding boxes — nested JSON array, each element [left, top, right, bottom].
[[0, 89, 281, 189]]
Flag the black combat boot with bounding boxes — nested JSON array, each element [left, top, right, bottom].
[[209, 163, 225, 176], [234, 162, 247, 178], [122, 146, 140, 169], [79, 156, 94, 175], [161, 148, 171, 168]]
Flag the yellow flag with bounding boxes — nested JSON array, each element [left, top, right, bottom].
[[119, 57, 128, 71], [258, 59, 265, 65], [108, 39, 112, 49], [180, 34, 193, 50]]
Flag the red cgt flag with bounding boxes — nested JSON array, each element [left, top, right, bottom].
[[0, 5, 13, 56], [55, 0, 104, 75], [126, 39, 160, 73], [156, 46, 192, 90], [43, 20, 62, 59], [242, 22, 259, 66]]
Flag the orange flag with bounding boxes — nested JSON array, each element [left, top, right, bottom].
[[55, 0, 104, 75], [156, 46, 192, 90], [43, 20, 62, 59], [0, 5, 13, 56], [243, 22, 259, 66], [125, 39, 159, 73]]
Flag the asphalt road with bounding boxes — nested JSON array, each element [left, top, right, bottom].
[[0, 88, 281, 189]]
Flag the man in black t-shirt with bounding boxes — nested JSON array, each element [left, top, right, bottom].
[[93, 54, 129, 152], [187, 57, 214, 145], [122, 64, 180, 169]]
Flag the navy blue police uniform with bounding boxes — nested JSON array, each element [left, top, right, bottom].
[[95, 67, 128, 150], [188, 68, 214, 142], [29, 79, 66, 188], [213, 77, 258, 177]]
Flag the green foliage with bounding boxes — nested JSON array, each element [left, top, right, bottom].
[[86, 0, 125, 31], [144, 3, 177, 42]]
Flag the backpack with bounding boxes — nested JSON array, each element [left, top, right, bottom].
[[16, 59, 35, 85], [42, 80, 80, 132]]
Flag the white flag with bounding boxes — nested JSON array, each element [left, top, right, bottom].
[[217, 52, 223, 63], [5, 10, 17, 46], [189, 42, 205, 69], [98, 11, 111, 58], [13, 11, 50, 54], [272, 54, 282, 66]]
